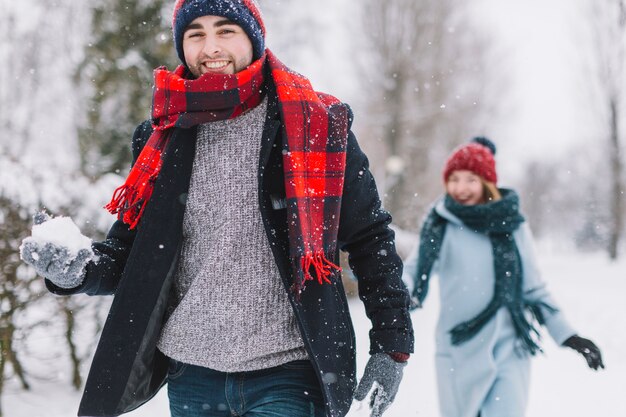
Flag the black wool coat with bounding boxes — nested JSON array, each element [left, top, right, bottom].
[[47, 82, 414, 417]]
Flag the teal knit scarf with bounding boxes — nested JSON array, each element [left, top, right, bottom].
[[414, 189, 556, 355]]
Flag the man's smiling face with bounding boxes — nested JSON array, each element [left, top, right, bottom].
[[182, 15, 254, 77]]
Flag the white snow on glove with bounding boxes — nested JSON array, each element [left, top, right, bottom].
[[353, 353, 407, 417], [19, 212, 94, 289]]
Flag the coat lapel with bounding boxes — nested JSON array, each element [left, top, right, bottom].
[[79, 127, 197, 416]]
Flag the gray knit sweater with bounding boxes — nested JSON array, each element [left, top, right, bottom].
[[157, 97, 308, 372]]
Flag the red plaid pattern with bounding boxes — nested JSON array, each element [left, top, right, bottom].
[[106, 51, 349, 288], [104, 129, 170, 229], [105, 59, 264, 229], [268, 50, 349, 289]]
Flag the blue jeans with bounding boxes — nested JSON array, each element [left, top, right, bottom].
[[167, 359, 326, 417]]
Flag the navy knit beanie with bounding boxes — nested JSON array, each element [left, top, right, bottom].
[[172, 0, 266, 64]]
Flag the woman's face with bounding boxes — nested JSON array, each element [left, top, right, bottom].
[[446, 170, 485, 206]]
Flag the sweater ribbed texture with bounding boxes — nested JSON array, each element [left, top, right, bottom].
[[157, 97, 308, 372]]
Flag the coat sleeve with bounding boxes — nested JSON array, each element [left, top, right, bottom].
[[337, 127, 414, 355], [517, 223, 577, 345], [46, 121, 154, 296]]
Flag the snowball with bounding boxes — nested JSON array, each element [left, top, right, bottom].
[[30, 216, 92, 255]]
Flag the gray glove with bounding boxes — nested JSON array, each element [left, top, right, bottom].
[[20, 212, 91, 289], [354, 353, 407, 417]]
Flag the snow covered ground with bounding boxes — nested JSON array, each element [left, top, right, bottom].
[[4, 249, 625, 417]]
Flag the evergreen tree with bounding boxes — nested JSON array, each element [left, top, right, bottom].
[[77, 0, 176, 177]]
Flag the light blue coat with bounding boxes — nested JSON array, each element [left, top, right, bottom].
[[402, 199, 576, 417]]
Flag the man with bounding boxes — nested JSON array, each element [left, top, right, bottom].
[[20, 1, 414, 416]]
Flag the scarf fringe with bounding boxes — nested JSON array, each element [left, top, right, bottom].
[[301, 251, 341, 285], [509, 306, 542, 355], [526, 300, 558, 325], [450, 299, 558, 355], [104, 184, 130, 214], [104, 180, 155, 230], [290, 252, 341, 298]]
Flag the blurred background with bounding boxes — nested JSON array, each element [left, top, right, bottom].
[[1, 0, 624, 416]]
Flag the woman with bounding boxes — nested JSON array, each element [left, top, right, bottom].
[[403, 137, 604, 417]]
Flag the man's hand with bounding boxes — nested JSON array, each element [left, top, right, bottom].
[[562, 335, 605, 370], [353, 353, 407, 417], [20, 212, 92, 289]]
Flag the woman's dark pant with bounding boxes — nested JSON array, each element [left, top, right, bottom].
[[167, 359, 326, 417]]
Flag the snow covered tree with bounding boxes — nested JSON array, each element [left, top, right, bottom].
[[0, 3, 123, 411], [0, 7, 59, 409], [76, 0, 176, 178], [585, 0, 626, 259], [0, 197, 40, 396], [357, 0, 494, 230], [517, 147, 604, 246]]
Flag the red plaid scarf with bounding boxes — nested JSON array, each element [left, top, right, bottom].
[[106, 50, 349, 289]]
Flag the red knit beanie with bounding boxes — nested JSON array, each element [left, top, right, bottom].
[[442, 137, 497, 184]]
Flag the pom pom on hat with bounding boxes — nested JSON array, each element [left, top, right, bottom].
[[471, 136, 496, 155], [172, 0, 266, 65], [443, 136, 498, 184]]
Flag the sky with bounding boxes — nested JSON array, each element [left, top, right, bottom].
[[470, 0, 602, 182]]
